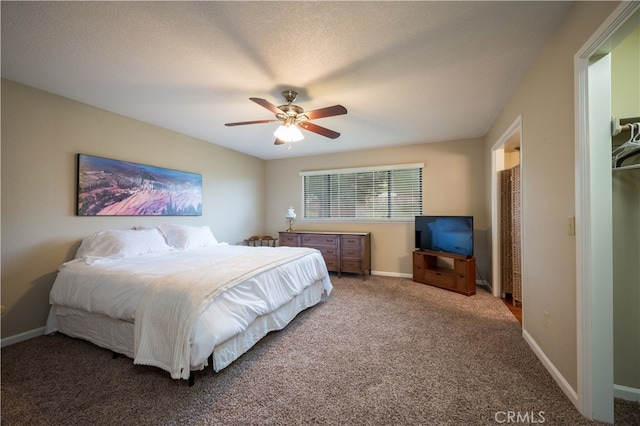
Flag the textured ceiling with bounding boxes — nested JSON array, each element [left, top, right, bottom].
[[1, 1, 572, 160]]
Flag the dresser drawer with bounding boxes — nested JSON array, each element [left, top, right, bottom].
[[301, 234, 339, 247], [279, 233, 299, 247], [341, 235, 362, 248], [342, 259, 363, 273], [423, 270, 455, 288], [342, 247, 362, 259], [318, 247, 339, 259], [323, 257, 339, 271]]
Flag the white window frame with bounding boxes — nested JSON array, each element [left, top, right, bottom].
[[300, 163, 424, 222]]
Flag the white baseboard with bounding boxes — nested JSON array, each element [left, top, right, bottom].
[[522, 329, 580, 410], [371, 270, 413, 279], [522, 330, 640, 406], [614, 384, 640, 402], [1, 326, 46, 348]]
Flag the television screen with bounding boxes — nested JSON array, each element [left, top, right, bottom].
[[415, 216, 473, 257]]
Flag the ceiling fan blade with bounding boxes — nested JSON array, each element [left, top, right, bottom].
[[225, 119, 278, 127], [250, 97, 283, 115], [304, 105, 347, 120], [299, 121, 341, 139], [274, 138, 286, 145]]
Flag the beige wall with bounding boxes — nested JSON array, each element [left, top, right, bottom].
[[1, 79, 266, 338], [265, 140, 488, 277], [611, 27, 640, 390], [483, 1, 620, 391], [504, 149, 520, 170], [612, 27, 640, 118]]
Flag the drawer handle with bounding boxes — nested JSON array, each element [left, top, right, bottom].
[[347, 239, 355, 243]]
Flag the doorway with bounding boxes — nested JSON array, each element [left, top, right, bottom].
[[491, 117, 523, 325], [575, 2, 639, 422]]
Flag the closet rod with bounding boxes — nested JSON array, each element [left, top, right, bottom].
[[612, 117, 640, 136], [613, 163, 640, 172]]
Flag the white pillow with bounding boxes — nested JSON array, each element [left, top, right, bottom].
[[76, 228, 172, 262], [75, 236, 95, 259], [158, 224, 218, 250]]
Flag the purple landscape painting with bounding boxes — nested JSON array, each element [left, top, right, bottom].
[[77, 154, 202, 216]]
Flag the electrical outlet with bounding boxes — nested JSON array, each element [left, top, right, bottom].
[[544, 311, 549, 328]]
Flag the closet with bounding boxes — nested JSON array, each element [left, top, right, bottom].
[[612, 117, 640, 171], [611, 116, 640, 393]]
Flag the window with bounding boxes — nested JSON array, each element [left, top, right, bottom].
[[301, 163, 423, 221]]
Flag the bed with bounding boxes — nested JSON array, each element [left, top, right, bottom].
[[45, 225, 332, 384]]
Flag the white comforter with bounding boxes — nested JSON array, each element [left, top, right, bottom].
[[47, 245, 332, 376]]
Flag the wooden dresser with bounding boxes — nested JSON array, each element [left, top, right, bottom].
[[279, 231, 371, 279]]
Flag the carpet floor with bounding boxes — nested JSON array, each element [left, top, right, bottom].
[[2, 274, 638, 425]]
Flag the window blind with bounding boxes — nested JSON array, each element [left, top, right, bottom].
[[301, 163, 423, 221]]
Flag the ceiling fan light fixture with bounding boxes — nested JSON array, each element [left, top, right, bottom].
[[226, 90, 346, 143], [274, 123, 304, 143]]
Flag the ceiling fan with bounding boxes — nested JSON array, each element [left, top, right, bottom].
[[225, 90, 347, 145]]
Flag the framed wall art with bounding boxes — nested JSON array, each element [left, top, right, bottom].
[[76, 154, 202, 216]]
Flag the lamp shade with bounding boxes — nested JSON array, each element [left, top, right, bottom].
[[286, 207, 297, 219], [274, 124, 304, 143]]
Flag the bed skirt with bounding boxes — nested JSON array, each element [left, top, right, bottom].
[[46, 280, 325, 374]]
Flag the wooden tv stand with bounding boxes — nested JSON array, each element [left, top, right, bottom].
[[412, 250, 476, 296]]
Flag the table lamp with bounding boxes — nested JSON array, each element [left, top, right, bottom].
[[286, 207, 297, 232]]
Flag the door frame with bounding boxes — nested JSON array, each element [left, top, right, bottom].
[[574, 1, 639, 421], [491, 115, 523, 300]]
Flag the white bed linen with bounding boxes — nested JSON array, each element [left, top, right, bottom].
[[46, 280, 324, 371], [46, 245, 332, 374]]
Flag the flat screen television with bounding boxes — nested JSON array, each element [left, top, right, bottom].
[[415, 216, 474, 257]]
